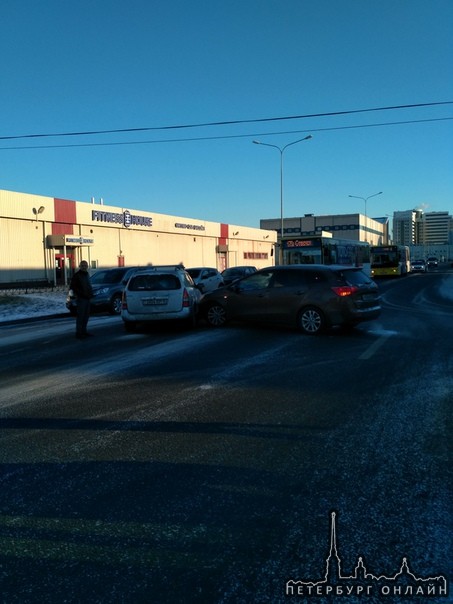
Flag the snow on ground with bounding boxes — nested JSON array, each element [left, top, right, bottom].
[[438, 275, 453, 301], [0, 290, 68, 323]]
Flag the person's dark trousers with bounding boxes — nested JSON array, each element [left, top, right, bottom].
[[76, 298, 91, 336]]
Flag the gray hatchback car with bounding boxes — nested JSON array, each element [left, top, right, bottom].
[[221, 266, 257, 285], [200, 264, 381, 334], [66, 266, 148, 315]]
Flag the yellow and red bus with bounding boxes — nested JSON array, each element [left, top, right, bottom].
[[370, 245, 411, 277]]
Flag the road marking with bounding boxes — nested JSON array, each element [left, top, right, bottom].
[[359, 334, 392, 360]]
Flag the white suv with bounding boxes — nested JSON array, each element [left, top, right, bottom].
[[121, 266, 202, 331], [186, 267, 224, 293]]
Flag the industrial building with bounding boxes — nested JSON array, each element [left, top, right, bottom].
[[260, 212, 389, 247], [0, 189, 276, 287], [260, 212, 389, 262]]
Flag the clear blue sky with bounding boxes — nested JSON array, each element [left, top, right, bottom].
[[1, 0, 452, 228]]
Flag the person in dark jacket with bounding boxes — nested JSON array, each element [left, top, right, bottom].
[[70, 260, 94, 339]]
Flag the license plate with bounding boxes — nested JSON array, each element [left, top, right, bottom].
[[142, 298, 168, 306]]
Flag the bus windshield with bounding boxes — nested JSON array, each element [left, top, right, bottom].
[[371, 250, 399, 268], [370, 245, 410, 277]]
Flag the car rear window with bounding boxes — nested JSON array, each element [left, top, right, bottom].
[[187, 269, 201, 279], [223, 269, 242, 278], [333, 269, 373, 286], [128, 274, 181, 291], [91, 269, 128, 284]]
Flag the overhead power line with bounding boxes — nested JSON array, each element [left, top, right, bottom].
[[0, 101, 452, 142], [0, 116, 451, 151]]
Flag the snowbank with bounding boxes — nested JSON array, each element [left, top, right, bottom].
[[0, 291, 68, 323]]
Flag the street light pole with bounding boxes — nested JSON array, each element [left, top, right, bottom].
[[253, 135, 312, 265], [348, 191, 383, 242]]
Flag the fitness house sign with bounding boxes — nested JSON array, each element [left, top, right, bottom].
[[91, 209, 152, 228], [285, 512, 448, 599]]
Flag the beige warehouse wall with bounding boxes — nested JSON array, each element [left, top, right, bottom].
[[0, 218, 48, 281], [76, 227, 221, 269], [0, 190, 55, 222]]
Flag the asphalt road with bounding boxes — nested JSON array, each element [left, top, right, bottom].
[[0, 269, 451, 603]]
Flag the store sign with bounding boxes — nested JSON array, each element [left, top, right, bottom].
[[284, 239, 321, 249], [174, 222, 206, 232], [91, 210, 152, 228], [65, 236, 94, 246], [46, 235, 94, 247]]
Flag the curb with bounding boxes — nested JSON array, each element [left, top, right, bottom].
[[0, 313, 71, 327]]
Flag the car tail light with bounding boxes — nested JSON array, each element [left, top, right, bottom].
[[331, 286, 359, 297], [182, 288, 190, 307]]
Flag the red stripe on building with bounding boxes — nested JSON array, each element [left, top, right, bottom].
[[220, 223, 229, 239], [52, 223, 73, 235], [52, 198, 76, 235]]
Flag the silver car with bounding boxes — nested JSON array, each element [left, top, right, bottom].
[[411, 259, 426, 273], [121, 266, 202, 331], [186, 267, 224, 293]]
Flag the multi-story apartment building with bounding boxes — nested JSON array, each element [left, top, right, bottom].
[[392, 208, 453, 261], [422, 211, 451, 245], [392, 210, 422, 246]]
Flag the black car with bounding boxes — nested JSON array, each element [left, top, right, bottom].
[[66, 266, 149, 315], [221, 266, 257, 285], [200, 265, 381, 334]]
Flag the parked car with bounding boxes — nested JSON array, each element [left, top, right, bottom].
[[411, 259, 427, 273], [221, 266, 257, 285], [200, 265, 381, 335], [426, 257, 439, 268], [121, 265, 202, 331], [186, 267, 224, 293], [66, 266, 149, 316]]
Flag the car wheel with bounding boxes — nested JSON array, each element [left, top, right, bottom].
[[298, 306, 327, 335], [124, 321, 137, 333], [206, 303, 227, 327], [109, 294, 123, 315]]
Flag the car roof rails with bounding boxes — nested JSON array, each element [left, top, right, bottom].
[[140, 264, 186, 271]]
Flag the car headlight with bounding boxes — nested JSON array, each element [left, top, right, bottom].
[[94, 287, 109, 296]]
